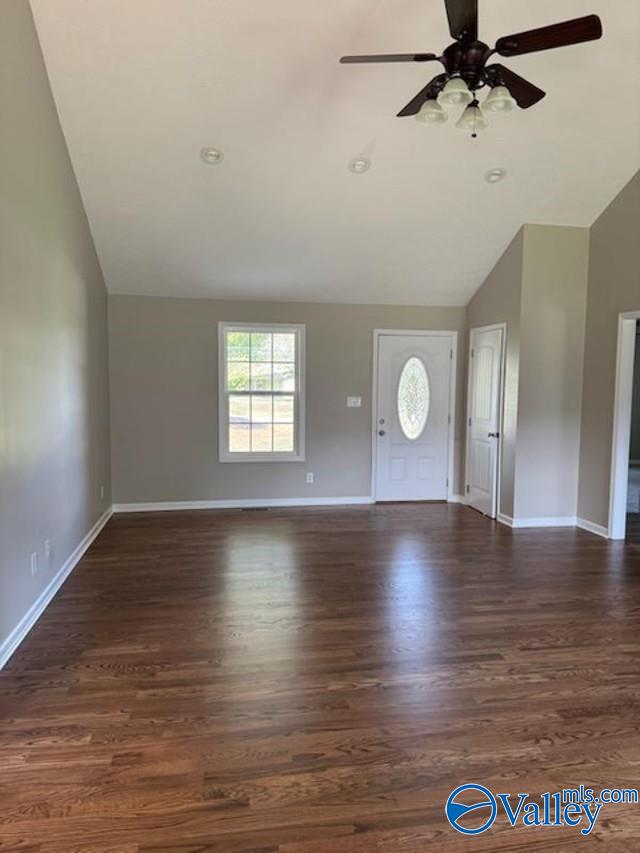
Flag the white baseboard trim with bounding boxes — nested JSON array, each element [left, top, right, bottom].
[[497, 514, 577, 529], [516, 516, 577, 529], [113, 497, 375, 513], [448, 494, 467, 505], [0, 507, 113, 671], [576, 517, 610, 539]]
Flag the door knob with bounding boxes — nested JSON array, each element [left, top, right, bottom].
[[488, 431, 500, 438], [378, 430, 386, 436]]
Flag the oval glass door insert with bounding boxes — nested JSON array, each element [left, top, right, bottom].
[[397, 356, 430, 440]]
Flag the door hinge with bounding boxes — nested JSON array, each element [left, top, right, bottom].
[[471, 348, 475, 358], [446, 478, 449, 487], [448, 414, 451, 425], [468, 417, 472, 427], [466, 485, 470, 494], [450, 349, 453, 360]]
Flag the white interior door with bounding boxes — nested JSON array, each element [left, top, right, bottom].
[[466, 326, 504, 518], [375, 333, 453, 502]]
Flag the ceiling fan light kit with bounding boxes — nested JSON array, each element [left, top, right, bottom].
[[456, 100, 488, 137], [340, 1, 603, 138], [423, 78, 514, 132], [438, 77, 474, 106], [416, 99, 448, 124], [483, 85, 517, 113]]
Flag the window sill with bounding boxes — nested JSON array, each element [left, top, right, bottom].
[[219, 452, 306, 463]]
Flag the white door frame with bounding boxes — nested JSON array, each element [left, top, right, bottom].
[[609, 310, 640, 539], [464, 323, 507, 519], [371, 329, 458, 502]]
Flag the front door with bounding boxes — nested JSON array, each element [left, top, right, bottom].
[[466, 325, 504, 518], [375, 333, 453, 502]]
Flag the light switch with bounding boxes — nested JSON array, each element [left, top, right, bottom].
[[347, 397, 362, 408]]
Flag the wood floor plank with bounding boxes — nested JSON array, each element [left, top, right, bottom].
[[1, 504, 640, 850]]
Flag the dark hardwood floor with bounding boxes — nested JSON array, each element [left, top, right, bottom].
[[2, 504, 640, 851]]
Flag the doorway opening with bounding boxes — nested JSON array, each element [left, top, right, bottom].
[[609, 312, 640, 541]]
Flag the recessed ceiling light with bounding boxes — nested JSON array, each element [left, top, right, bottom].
[[200, 147, 224, 165], [349, 157, 371, 174], [485, 168, 507, 184]]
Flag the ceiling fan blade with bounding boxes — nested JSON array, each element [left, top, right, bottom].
[[486, 64, 545, 109], [397, 74, 448, 117], [340, 53, 438, 64], [444, 0, 478, 40], [495, 14, 602, 57]]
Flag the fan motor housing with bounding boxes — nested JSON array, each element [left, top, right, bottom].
[[442, 40, 493, 90]]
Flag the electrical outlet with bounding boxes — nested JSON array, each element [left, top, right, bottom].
[[99, 484, 105, 501], [30, 552, 38, 576], [44, 539, 51, 563], [347, 397, 362, 408], [306, 472, 314, 484]]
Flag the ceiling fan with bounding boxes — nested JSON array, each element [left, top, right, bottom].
[[340, 1, 603, 136]]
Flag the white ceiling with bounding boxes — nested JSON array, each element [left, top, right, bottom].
[[31, 0, 640, 306]]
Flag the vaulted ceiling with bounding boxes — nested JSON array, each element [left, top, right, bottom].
[[31, 0, 639, 306]]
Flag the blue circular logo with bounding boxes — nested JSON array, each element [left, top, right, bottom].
[[446, 784, 497, 835]]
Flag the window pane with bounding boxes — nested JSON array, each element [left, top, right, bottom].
[[274, 423, 294, 452], [273, 333, 295, 363], [227, 331, 250, 362], [273, 396, 294, 423], [273, 363, 295, 392], [397, 356, 430, 441], [229, 395, 250, 423], [251, 423, 272, 452], [251, 395, 272, 424], [229, 423, 250, 452], [251, 363, 272, 390], [251, 333, 272, 362], [228, 362, 250, 391]]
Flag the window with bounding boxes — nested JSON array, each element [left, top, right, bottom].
[[218, 323, 305, 462], [397, 356, 430, 441]]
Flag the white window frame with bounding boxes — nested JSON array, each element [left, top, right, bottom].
[[218, 322, 306, 463]]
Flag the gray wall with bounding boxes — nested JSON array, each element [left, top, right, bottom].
[[578, 171, 640, 527], [0, 2, 111, 652], [466, 229, 523, 518], [109, 296, 466, 503], [516, 225, 589, 520]]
